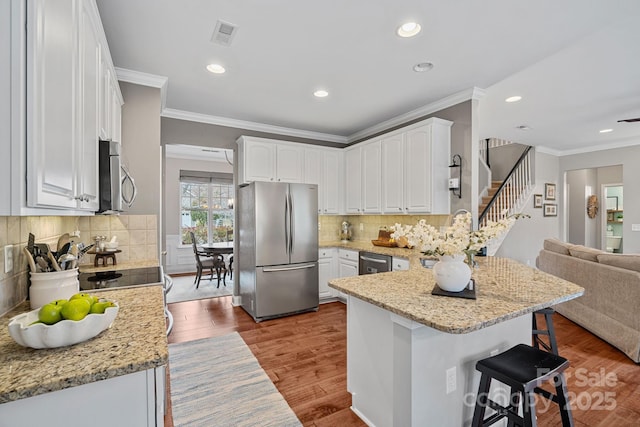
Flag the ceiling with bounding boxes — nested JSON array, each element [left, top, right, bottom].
[[96, 0, 640, 154]]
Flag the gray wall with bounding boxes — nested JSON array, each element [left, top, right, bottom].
[[559, 145, 640, 253], [120, 82, 162, 217], [488, 143, 528, 181], [496, 150, 560, 266], [161, 117, 343, 149]]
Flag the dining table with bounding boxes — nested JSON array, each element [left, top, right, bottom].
[[199, 241, 233, 255]]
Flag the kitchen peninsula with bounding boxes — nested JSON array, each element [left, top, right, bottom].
[[0, 286, 168, 427], [329, 254, 584, 427]]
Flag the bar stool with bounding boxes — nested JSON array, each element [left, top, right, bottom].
[[533, 308, 559, 355], [471, 344, 573, 427]]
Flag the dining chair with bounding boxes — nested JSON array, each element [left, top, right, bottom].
[[190, 232, 228, 289]]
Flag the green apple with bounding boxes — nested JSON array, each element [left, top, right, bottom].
[[69, 292, 97, 306], [61, 299, 91, 321], [53, 299, 69, 306], [89, 301, 115, 314], [38, 302, 63, 325]]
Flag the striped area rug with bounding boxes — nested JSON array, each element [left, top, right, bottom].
[[168, 333, 301, 427]]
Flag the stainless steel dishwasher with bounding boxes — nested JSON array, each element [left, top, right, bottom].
[[359, 251, 392, 275]]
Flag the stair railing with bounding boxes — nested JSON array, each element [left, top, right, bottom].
[[479, 145, 533, 227]]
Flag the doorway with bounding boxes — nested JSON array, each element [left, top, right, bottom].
[[602, 184, 623, 253]]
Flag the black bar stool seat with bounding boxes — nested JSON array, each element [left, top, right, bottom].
[[472, 343, 573, 427]]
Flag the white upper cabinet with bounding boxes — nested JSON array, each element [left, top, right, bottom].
[[304, 147, 343, 215], [382, 133, 405, 213], [237, 136, 304, 184], [26, 0, 79, 209], [362, 140, 382, 213], [322, 149, 342, 214], [404, 119, 452, 214], [344, 146, 362, 214], [77, 0, 101, 211], [276, 144, 304, 183], [19, 0, 122, 213]]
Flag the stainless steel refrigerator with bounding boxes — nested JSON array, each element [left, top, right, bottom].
[[238, 181, 319, 321]]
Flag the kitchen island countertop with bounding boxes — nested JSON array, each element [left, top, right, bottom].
[[329, 253, 584, 334], [0, 286, 168, 404], [78, 258, 160, 274]]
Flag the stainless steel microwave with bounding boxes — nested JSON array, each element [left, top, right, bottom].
[[98, 140, 136, 214]]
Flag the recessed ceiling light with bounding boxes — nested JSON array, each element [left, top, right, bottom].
[[505, 96, 522, 103], [314, 90, 329, 98], [516, 125, 531, 131], [413, 62, 434, 72], [599, 128, 613, 133], [397, 22, 421, 38], [206, 64, 226, 74]]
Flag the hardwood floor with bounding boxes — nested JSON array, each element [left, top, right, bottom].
[[165, 297, 640, 426]]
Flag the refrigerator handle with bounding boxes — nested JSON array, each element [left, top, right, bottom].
[[263, 263, 316, 272], [289, 190, 294, 255], [284, 192, 290, 255]]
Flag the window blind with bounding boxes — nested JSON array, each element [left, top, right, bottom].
[[179, 170, 233, 185]]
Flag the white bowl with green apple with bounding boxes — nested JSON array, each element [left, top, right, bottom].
[[8, 293, 119, 349]]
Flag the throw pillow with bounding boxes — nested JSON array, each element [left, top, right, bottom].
[[568, 245, 604, 262], [596, 254, 640, 273], [543, 238, 572, 255]]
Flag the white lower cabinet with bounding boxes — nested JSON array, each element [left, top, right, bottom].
[[0, 366, 166, 427], [318, 248, 337, 301], [337, 248, 359, 302], [392, 257, 410, 271]]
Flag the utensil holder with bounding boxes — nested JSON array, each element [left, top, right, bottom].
[[29, 268, 79, 309]]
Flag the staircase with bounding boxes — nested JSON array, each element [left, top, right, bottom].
[[478, 143, 534, 255]]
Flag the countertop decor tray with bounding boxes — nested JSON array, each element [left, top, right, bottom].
[[431, 280, 477, 300], [371, 239, 397, 247]]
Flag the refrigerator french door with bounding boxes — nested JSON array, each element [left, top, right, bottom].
[[238, 181, 319, 321]]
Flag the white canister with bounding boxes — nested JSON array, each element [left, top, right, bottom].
[[29, 268, 80, 309]]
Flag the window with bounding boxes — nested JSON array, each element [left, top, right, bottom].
[[180, 171, 234, 245]]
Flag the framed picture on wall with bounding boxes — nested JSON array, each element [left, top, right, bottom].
[[545, 183, 556, 200], [533, 194, 543, 208], [543, 203, 557, 217]]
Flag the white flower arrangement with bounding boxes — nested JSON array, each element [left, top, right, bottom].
[[391, 212, 526, 257]]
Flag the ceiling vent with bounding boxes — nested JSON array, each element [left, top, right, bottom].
[[211, 20, 238, 46]]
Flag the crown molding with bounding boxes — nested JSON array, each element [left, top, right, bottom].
[[551, 136, 640, 157], [347, 87, 486, 142], [161, 108, 349, 144], [115, 68, 169, 110], [531, 145, 563, 156]]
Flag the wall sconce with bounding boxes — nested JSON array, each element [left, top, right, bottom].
[[449, 154, 462, 199]]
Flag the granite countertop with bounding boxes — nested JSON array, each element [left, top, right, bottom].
[[320, 240, 416, 257], [0, 286, 168, 404], [78, 259, 160, 274], [328, 251, 584, 334]]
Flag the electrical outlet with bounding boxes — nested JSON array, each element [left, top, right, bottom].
[[4, 245, 13, 273], [359, 223, 364, 231], [318, 221, 321, 231], [446, 367, 456, 394], [70, 230, 81, 237], [632, 224, 640, 232]]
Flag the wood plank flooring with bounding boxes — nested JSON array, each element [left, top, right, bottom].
[[165, 296, 640, 426]]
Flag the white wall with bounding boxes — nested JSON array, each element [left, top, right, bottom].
[[559, 145, 640, 253], [163, 155, 233, 274], [496, 150, 560, 266]]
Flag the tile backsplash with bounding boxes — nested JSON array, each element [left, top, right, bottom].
[[319, 214, 451, 242], [78, 215, 158, 265], [0, 215, 158, 317]]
